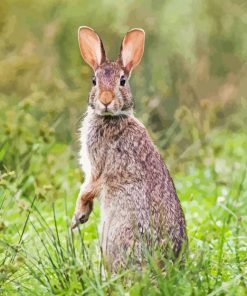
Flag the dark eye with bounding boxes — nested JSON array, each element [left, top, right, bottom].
[[120, 75, 126, 86], [92, 76, 96, 86]]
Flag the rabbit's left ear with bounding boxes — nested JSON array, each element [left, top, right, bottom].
[[119, 29, 145, 74]]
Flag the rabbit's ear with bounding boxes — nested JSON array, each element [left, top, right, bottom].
[[78, 26, 106, 70], [119, 29, 145, 74]]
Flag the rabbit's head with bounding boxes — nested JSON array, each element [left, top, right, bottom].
[[78, 26, 145, 116]]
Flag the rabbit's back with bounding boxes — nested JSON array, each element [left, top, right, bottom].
[[81, 112, 187, 271]]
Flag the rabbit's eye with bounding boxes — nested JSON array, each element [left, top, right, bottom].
[[120, 75, 126, 86], [92, 76, 96, 86]]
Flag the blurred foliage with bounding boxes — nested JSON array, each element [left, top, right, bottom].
[[0, 0, 247, 294]]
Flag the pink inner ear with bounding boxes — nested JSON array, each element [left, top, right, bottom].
[[121, 29, 145, 73], [121, 38, 135, 70], [78, 27, 103, 70], [125, 61, 133, 73]]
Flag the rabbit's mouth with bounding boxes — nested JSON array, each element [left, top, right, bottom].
[[94, 105, 116, 116], [93, 101, 120, 116], [100, 110, 115, 116], [96, 106, 133, 117], [90, 99, 133, 117]]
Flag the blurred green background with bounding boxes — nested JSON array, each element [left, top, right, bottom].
[[0, 0, 247, 294]]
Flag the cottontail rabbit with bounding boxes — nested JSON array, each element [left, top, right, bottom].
[[71, 26, 187, 272]]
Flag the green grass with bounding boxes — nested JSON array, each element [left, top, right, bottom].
[[0, 100, 246, 295]]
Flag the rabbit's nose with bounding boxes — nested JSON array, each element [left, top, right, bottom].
[[99, 91, 114, 106]]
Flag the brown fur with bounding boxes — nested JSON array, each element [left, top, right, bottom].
[[71, 27, 187, 272]]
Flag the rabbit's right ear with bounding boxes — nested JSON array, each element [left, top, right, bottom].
[[78, 26, 106, 70], [119, 28, 145, 74]]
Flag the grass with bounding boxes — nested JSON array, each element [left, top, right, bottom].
[[0, 99, 247, 295]]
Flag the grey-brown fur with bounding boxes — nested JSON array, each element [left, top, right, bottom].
[[72, 27, 187, 272]]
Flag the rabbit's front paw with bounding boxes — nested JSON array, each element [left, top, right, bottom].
[[71, 200, 93, 229]]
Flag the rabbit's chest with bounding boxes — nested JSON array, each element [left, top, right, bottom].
[[83, 114, 144, 179], [86, 126, 117, 172]]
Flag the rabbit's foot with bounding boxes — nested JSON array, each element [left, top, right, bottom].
[[71, 200, 93, 229]]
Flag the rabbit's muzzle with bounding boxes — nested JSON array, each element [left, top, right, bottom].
[[94, 90, 118, 115], [99, 90, 114, 106]]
